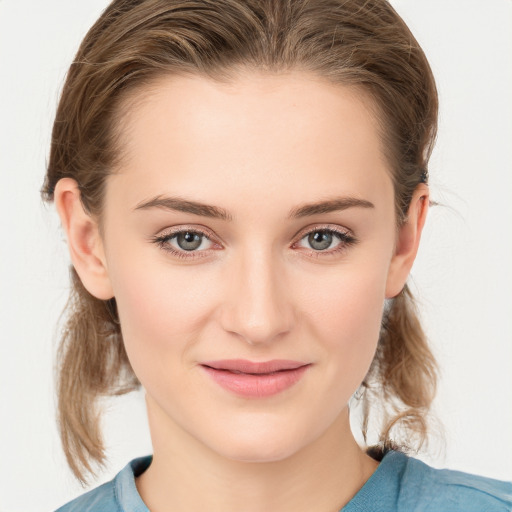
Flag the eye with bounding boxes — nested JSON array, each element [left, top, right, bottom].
[[151, 227, 219, 258], [172, 231, 210, 251], [294, 227, 357, 255], [305, 231, 337, 251]]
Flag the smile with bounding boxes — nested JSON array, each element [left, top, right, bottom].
[[200, 359, 311, 398]]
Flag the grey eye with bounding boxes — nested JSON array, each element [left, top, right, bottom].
[[175, 231, 204, 251], [307, 231, 334, 251]]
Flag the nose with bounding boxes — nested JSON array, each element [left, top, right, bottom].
[[220, 248, 294, 345]]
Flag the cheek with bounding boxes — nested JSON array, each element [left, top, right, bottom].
[[296, 260, 388, 388], [107, 247, 219, 378], [301, 257, 387, 333]]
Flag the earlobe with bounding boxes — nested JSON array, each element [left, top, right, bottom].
[[54, 178, 114, 300], [385, 184, 429, 298]]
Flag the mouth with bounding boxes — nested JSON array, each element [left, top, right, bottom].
[[202, 359, 307, 374], [200, 359, 311, 398]]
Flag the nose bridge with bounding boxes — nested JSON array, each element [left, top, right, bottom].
[[221, 244, 293, 345]]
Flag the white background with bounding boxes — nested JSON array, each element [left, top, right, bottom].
[[0, 1, 511, 510]]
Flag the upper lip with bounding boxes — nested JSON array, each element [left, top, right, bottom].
[[201, 359, 308, 374]]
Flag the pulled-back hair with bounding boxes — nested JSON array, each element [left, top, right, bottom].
[[42, 0, 438, 483]]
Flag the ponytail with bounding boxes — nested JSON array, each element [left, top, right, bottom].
[[56, 268, 137, 483], [359, 284, 438, 452]]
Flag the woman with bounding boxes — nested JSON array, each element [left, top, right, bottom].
[[42, 0, 512, 510]]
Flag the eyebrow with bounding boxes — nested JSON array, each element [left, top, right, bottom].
[[134, 195, 374, 220], [134, 196, 233, 221], [287, 197, 374, 218]]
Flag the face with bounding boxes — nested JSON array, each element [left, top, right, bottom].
[[99, 71, 402, 462]]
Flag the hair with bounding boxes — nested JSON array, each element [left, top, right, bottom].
[[42, 0, 439, 483]]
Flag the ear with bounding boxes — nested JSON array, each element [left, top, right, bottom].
[[385, 183, 429, 298], [54, 177, 114, 300]]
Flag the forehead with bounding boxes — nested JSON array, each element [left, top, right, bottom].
[[109, 70, 392, 213]]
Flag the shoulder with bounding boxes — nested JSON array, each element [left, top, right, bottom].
[[54, 456, 152, 512], [344, 450, 512, 512], [54, 479, 118, 512], [398, 452, 512, 512]]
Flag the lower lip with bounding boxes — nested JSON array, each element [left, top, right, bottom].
[[201, 365, 310, 398]]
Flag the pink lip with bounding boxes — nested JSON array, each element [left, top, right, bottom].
[[200, 359, 311, 398]]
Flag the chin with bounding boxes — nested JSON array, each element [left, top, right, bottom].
[[216, 439, 300, 464], [202, 415, 319, 464]]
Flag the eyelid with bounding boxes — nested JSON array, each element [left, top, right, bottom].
[[291, 223, 358, 256], [150, 223, 357, 260], [153, 224, 220, 242], [291, 223, 355, 242], [150, 224, 223, 258]]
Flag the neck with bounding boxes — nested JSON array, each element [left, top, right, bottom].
[[136, 398, 378, 512]]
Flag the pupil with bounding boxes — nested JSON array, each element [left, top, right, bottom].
[[308, 231, 332, 251], [177, 232, 202, 251]]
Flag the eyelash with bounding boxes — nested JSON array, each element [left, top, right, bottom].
[[150, 225, 358, 260], [150, 226, 219, 260]]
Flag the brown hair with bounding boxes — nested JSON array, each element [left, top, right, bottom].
[[42, 0, 438, 483]]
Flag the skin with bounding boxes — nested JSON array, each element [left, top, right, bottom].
[[55, 70, 429, 512]]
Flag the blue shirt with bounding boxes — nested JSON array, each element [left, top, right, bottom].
[[55, 450, 512, 511]]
